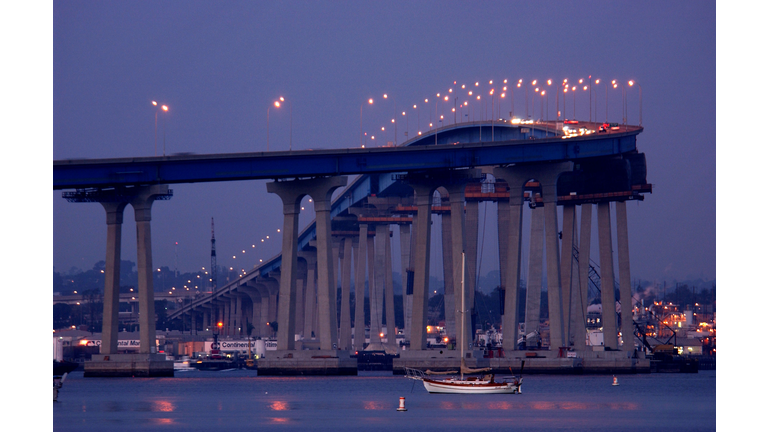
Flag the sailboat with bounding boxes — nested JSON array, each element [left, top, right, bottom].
[[405, 253, 523, 394]]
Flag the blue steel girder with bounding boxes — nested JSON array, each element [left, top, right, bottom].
[[53, 123, 641, 190]]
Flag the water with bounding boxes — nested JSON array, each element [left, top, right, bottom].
[[53, 370, 716, 431]]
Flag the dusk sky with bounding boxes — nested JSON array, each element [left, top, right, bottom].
[[46, 1, 717, 288], [6, 1, 760, 420]]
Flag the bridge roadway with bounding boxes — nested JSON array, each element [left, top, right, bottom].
[[56, 120, 647, 373], [53, 120, 640, 189]]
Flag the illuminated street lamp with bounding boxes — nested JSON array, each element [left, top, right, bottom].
[[360, 98, 374, 148], [151, 101, 169, 156], [268, 97, 292, 151], [383, 94, 397, 145]]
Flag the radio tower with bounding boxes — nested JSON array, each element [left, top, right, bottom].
[[210, 218, 218, 292]]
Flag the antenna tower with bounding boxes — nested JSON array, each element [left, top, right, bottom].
[[211, 218, 218, 292]]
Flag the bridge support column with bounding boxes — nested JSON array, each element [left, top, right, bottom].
[[526, 205, 545, 348], [131, 185, 171, 354], [295, 258, 307, 338], [371, 224, 388, 347], [445, 182, 470, 353], [561, 204, 578, 347], [542, 177, 566, 351], [399, 224, 412, 344], [241, 284, 263, 338], [497, 186, 510, 291], [339, 237, 353, 350], [384, 227, 397, 351], [494, 167, 526, 352], [439, 189, 456, 342], [465, 200, 480, 340], [268, 176, 347, 351], [598, 202, 619, 349], [298, 250, 317, 340], [409, 182, 437, 351], [354, 225, 367, 350], [616, 201, 635, 351], [572, 204, 592, 352], [495, 163, 571, 352], [100, 201, 127, 355]]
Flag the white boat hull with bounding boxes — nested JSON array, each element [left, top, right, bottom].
[[421, 378, 521, 394]]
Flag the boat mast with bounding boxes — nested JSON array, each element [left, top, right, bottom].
[[461, 251, 465, 381]]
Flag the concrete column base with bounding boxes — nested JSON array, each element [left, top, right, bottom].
[[84, 353, 174, 377]]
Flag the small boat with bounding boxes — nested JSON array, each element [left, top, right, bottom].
[[405, 253, 523, 395], [191, 334, 239, 371]]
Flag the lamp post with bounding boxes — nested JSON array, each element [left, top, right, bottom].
[[402, 111, 408, 141], [151, 101, 169, 156], [280, 97, 292, 150], [269, 97, 292, 151], [628, 80, 642, 126], [267, 101, 277, 151], [360, 98, 373, 148], [383, 94, 397, 145]]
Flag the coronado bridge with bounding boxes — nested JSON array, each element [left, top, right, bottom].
[[54, 119, 650, 375]]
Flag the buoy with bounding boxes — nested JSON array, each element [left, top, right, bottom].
[[612, 376, 619, 386], [397, 396, 407, 411]]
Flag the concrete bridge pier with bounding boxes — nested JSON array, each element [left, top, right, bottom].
[[338, 236, 353, 350], [572, 204, 593, 352], [598, 202, 619, 349], [241, 283, 264, 338], [100, 201, 128, 356], [408, 181, 438, 351], [267, 176, 347, 352], [384, 225, 397, 352], [298, 250, 317, 340], [81, 185, 174, 377], [560, 204, 578, 347], [526, 203, 545, 348], [616, 201, 635, 351], [541, 172, 568, 350], [353, 224, 368, 350], [445, 177, 482, 354], [494, 164, 571, 352], [438, 189, 456, 343], [370, 224, 388, 348], [399, 224, 412, 344]]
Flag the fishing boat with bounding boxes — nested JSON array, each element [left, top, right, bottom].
[[405, 253, 523, 394]]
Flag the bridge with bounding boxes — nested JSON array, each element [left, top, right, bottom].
[[54, 119, 650, 376]]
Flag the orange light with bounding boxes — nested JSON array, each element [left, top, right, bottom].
[[218, 322, 223, 328]]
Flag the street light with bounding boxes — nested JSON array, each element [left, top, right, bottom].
[[269, 97, 292, 151], [360, 98, 373, 148], [151, 101, 169, 156], [267, 101, 278, 151], [280, 96, 293, 150], [383, 94, 397, 145]]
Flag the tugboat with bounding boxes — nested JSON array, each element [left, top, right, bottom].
[[191, 334, 239, 371]]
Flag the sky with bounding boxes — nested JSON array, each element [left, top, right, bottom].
[[6, 1, 766, 426], [46, 0, 716, 287]]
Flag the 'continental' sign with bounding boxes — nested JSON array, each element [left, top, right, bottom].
[[78, 340, 146, 349], [204, 340, 277, 352]]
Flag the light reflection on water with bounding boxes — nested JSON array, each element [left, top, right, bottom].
[[53, 370, 715, 432], [269, 400, 290, 411]]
